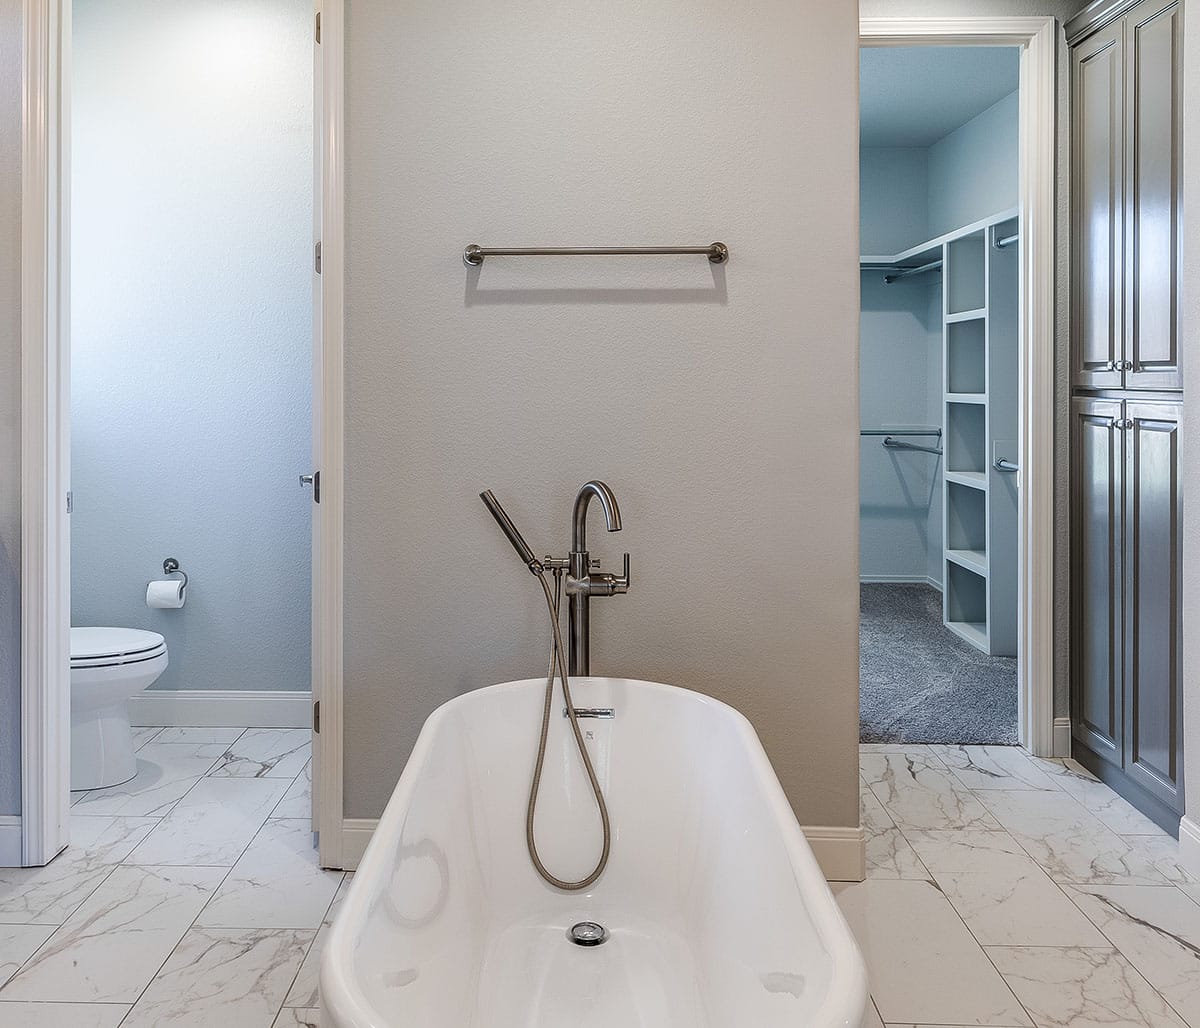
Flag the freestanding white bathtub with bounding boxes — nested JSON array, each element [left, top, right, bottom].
[[321, 677, 868, 1027]]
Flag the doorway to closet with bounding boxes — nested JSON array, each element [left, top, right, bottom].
[[858, 45, 1021, 746]]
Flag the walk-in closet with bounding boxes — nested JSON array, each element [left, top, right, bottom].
[[858, 46, 1021, 745]]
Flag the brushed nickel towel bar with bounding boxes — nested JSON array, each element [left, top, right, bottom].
[[463, 242, 728, 267]]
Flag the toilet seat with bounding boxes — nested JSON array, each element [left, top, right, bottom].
[[70, 627, 167, 668]]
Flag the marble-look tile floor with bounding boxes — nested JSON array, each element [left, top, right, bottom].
[[847, 743, 1200, 1028], [3, 733, 1197, 1027], [0, 727, 339, 1028]]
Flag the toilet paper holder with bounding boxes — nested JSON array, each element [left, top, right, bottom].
[[162, 557, 189, 590]]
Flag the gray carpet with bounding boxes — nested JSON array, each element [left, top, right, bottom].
[[860, 583, 1018, 745]]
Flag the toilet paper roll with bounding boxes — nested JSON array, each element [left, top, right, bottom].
[[146, 579, 186, 609]]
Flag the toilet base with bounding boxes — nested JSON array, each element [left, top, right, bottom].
[[71, 704, 138, 791]]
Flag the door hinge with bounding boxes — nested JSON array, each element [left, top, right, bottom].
[[315, 240, 322, 274], [313, 699, 320, 733], [315, 10, 321, 43], [66, 490, 72, 514]]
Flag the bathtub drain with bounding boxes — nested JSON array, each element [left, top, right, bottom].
[[567, 921, 609, 947]]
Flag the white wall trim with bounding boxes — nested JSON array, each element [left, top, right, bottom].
[[1179, 816, 1200, 880], [0, 817, 23, 867], [313, 0, 346, 871], [804, 825, 867, 883], [1053, 716, 1072, 757], [338, 818, 377, 871], [129, 690, 313, 729], [860, 15, 1059, 758], [19, 0, 71, 869], [332, 818, 866, 882]]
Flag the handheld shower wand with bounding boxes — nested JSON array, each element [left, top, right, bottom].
[[480, 489, 611, 891], [480, 490, 542, 574]]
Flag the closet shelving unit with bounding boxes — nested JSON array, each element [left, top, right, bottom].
[[861, 208, 1019, 657]]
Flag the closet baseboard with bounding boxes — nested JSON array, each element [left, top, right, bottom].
[[860, 574, 943, 591]]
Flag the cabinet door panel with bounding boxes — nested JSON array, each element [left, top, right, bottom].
[[1071, 23, 1124, 389], [1071, 398, 1124, 765], [1123, 402, 1183, 812], [1125, 0, 1182, 389]]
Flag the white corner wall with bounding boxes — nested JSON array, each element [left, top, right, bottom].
[[0, 0, 21, 815], [1181, 0, 1200, 874], [343, 0, 862, 829], [69, 0, 313, 693]]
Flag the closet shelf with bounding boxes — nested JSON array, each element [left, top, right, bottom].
[[857, 206, 1020, 268], [945, 621, 989, 650], [946, 392, 987, 405], [946, 549, 988, 576], [945, 470, 987, 491], [946, 308, 987, 323]]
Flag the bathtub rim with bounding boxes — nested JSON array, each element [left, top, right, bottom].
[[320, 676, 868, 1028]]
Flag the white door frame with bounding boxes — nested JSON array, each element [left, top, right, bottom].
[[860, 16, 1059, 757], [312, 0, 346, 869], [17, 0, 348, 867]]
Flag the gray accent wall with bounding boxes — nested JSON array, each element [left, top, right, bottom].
[[0, 0, 21, 816], [69, 0, 313, 693], [342, 0, 862, 824]]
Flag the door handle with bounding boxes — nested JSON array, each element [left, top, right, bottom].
[[300, 471, 321, 503]]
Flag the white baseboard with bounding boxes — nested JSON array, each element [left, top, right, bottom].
[[1179, 816, 1200, 880], [337, 818, 379, 870], [129, 689, 312, 729], [860, 575, 942, 591], [804, 825, 866, 882], [333, 819, 867, 882], [0, 816, 23, 867], [1053, 716, 1072, 757]]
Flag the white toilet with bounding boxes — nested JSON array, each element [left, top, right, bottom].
[[70, 627, 169, 790]]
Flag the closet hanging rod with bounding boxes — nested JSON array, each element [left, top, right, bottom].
[[860, 429, 942, 437], [463, 242, 729, 267], [883, 437, 943, 456], [883, 259, 942, 284], [994, 231, 1019, 250]]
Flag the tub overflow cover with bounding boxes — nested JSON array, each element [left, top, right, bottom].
[[567, 921, 609, 947]]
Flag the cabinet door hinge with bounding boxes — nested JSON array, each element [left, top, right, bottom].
[[313, 699, 320, 734], [315, 241, 322, 274], [315, 10, 321, 43]]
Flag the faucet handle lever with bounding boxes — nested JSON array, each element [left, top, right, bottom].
[[613, 552, 631, 594]]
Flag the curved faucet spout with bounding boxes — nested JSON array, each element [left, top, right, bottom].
[[572, 481, 622, 554]]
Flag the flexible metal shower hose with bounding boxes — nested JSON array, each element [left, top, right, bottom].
[[525, 568, 611, 890]]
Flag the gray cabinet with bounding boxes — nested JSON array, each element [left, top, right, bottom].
[[1070, 397, 1184, 825], [1123, 402, 1183, 810], [1070, 0, 1182, 391], [1070, 398, 1123, 765]]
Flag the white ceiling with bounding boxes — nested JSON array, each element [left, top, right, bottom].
[[860, 46, 1020, 149]]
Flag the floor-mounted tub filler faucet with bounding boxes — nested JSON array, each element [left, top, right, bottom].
[[567, 481, 630, 676], [480, 481, 631, 891]]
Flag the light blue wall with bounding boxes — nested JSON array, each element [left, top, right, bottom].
[[859, 84, 1018, 588], [928, 90, 1019, 238], [0, 0, 21, 814], [860, 147, 928, 254], [70, 0, 313, 693], [859, 147, 942, 585]]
